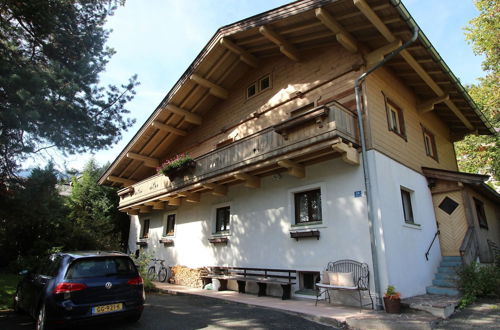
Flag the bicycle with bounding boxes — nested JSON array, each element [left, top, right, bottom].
[[147, 258, 168, 282]]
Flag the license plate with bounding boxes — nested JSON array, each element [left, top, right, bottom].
[[92, 303, 123, 315]]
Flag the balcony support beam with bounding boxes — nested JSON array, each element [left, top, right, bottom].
[[331, 139, 359, 165], [107, 175, 135, 186], [203, 183, 228, 196], [190, 74, 228, 99], [126, 152, 159, 168], [151, 121, 187, 136], [234, 173, 260, 188], [165, 104, 202, 125], [139, 205, 152, 214], [177, 191, 200, 203], [277, 159, 305, 178], [220, 38, 259, 68]]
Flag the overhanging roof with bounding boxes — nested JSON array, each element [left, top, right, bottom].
[[99, 0, 495, 187]]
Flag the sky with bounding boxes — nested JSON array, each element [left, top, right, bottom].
[[29, 0, 485, 174]]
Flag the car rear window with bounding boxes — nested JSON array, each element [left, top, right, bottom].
[[65, 257, 137, 279]]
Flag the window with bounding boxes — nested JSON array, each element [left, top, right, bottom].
[[400, 188, 414, 224], [473, 198, 488, 229], [422, 126, 438, 161], [215, 206, 230, 233], [246, 74, 271, 99], [294, 189, 322, 224], [164, 214, 176, 236], [385, 98, 406, 139], [141, 219, 150, 238]]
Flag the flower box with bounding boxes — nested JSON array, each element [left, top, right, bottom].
[[208, 237, 228, 245], [159, 238, 174, 246], [290, 230, 320, 241], [157, 154, 196, 180]]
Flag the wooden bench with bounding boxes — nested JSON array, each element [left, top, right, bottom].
[[202, 266, 296, 300], [315, 260, 374, 309]]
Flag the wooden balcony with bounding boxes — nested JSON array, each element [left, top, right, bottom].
[[119, 103, 358, 210]]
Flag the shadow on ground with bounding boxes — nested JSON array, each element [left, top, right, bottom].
[[433, 298, 500, 329], [0, 293, 338, 330]]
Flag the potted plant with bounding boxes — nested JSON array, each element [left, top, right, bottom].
[[383, 285, 401, 313], [157, 153, 196, 180]]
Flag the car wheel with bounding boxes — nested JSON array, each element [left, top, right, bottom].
[[36, 303, 49, 330], [158, 267, 167, 282], [127, 311, 142, 323]]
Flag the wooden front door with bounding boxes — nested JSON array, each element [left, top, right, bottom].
[[432, 191, 468, 256]]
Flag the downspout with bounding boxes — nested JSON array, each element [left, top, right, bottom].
[[354, 26, 419, 310]]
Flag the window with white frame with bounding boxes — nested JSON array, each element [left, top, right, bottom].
[[246, 74, 271, 99], [385, 98, 406, 139], [164, 214, 176, 236], [400, 188, 415, 224], [422, 126, 438, 161]]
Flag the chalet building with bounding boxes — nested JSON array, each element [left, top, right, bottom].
[[99, 0, 500, 308]]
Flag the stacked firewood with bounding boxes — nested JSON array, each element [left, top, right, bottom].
[[170, 265, 208, 288]]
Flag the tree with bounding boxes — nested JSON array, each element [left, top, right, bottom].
[[0, 0, 138, 180], [0, 162, 70, 267], [455, 0, 499, 189], [66, 159, 129, 251]]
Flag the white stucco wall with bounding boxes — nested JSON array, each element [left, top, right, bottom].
[[129, 157, 375, 301], [367, 150, 441, 298]]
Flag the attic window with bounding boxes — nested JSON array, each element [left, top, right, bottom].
[[246, 74, 271, 99], [384, 97, 406, 140]]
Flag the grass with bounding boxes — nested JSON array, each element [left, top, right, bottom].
[[0, 271, 18, 310]]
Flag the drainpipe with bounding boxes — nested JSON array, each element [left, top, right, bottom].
[[354, 26, 419, 310]]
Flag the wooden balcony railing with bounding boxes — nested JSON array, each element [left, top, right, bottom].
[[119, 103, 358, 208]]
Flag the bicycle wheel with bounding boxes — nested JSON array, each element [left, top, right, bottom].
[[158, 267, 167, 282], [147, 266, 156, 281]]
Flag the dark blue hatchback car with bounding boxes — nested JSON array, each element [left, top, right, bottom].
[[13, 251, 145, 330]]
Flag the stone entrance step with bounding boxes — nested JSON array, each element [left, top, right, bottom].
[[402, 294, 459, 319]]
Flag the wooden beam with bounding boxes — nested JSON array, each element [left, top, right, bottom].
[[127, 209, 139, 215], [107, 175, 134, 186], [220, 38, 259, 68], [152, 202, 166, 210], [277, 159, 305, 178], [168, 198, 181, 206], [331, 139, 359, 165], [353, 0, 395, 42], [353, 0, 475, 131], [259, 25, 300, 61], [365, 40, 402, 67], [315, 8, 358, 53], [190, 74, 228, 99], [234, 173, 260, 188], [126, 152, 159, 168], [418, 95, 450, 113], [165, 104, 202, 125], [203, 183, 228, 196], [177, 191, 200, 203], [139, 205, 152, 214], [151, 120, 187, 136]]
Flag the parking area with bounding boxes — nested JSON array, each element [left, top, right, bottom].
[[0, 293, 337, 330]]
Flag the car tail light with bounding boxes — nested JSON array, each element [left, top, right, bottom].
[[128, 276, 144, 285], [54, 282, 87, 294]]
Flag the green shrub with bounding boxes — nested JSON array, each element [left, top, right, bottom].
[[130, 252, 156, 292], [457, 262, 500, 308]]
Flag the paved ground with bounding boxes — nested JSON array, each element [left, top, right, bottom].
[[0, 293, 338, 329], [433, 298, 500, 329]]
